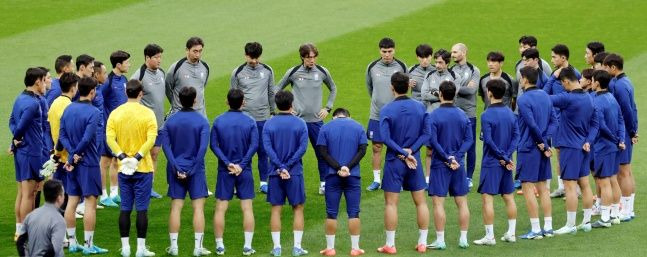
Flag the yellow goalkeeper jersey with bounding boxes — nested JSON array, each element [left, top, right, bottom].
[[106, 101, 158, 172], [48, 95, 72, 161]]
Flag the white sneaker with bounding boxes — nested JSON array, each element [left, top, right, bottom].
[[473, 236, 496, 246], [166, 246, 178, 256], [319, 186, 325, 195], [500, 232, 516, 243], [136, 247, 155, 257], [120, 247, 131, 257], [76, 203, 85, 216], [96, 204, 105, 209], [554, 225, 577, 235], [75, 212, 84, 219], [208, 190, 214, 196], [550, 188, 565, 198], [193, 247, 212, 256]]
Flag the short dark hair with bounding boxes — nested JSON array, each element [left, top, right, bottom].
[[275, 90, 294, 111], [24, 67, 47, 87], [520, 66, 538, 85], [180, 87, 197, 109], [593, 70, 612, 89], [587, 41, 605, 56], [186, 37, 204, 49], [110, 50, 130, 68], [126, 79, 143, 98], [558, 67, 578, 82], [59, 72, 80, 93], [226, 88, 244, 110], [518, 35, 538, 47], [390, 72, 409, 94], [38, 66, 50, 74], [439, 81, 456, 101], [76, 54, 95, 71], [594, 52, 608, 64], [43, 179, 63, 203], [93, 61, 104, 76], [379, 37, 395, 49], [434, 49, 451, 64], [581, 68, 594, 80], [299, 43, 318, 58], [332, 108, 350, 117], [54, 55, 73, 74], [78, 77, 97, 97], [245, 42, 263, 59], [521, 48, 540, 59], [486, 51, 505, 62], [415, 44, 433, 58], [551, 44, 570, 59], [144, 44, 164, 58], [603, 53, 623, 70], [486, 79, 506, 100]]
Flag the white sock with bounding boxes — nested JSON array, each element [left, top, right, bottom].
[[436, 231, 445, 244], [557, 177, 564, 190], [425, 176, 430, 184], [621, 196, 631, 216], [350, 235, 360, 250], [566, 211, 577, 227], [418, 229, 428, 245], [121, 237, 130, 249], [320, 181, 325, 188], [582, 209, 592, 224], [271, 232, 281, 248], [84, 231, 94, 247], [373, 170, 381, 183], [325, 235, 335, 249], [67, 228, 77, 245], [630, 193, 635, 215], [601, 205, 611, 222], [507, 219, 516, 236], [195, 233, 204, 249], [170, 233, 178, 248], [460, 230, 468, 242], [215, 237, 224, 249], [137, 238, 146, 251], [16, 223, 22, 234], [110, 186, 118, 197], [244, 231, 253, 249], [611, 204, 620, 218], [293, 230, 303, 249], [101, 189, 108, 198], [543, 217, 553, 231], [530, 218, 540, 233], [595, 197, 601, 208], [484, 224, 494, 239], [385, 230, 395, 247], [546, 179, 551, 190]]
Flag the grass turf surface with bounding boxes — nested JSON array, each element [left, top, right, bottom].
[[1, 0, 647, 256]]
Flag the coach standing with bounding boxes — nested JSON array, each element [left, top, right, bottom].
[[166, 37, 210, 117]]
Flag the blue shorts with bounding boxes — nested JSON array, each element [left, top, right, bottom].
[[617, 134, 633, 164], [14, 152, 43, 182], [429, 164, 468, 197], [593, 152, 618, 178], [516, 149, 552, 183], [119, 172, 153, 211], [324, 175, 361, 219], [382, 157, 426, 193], [366, 119, 383, 143], [215, 169, 255, 200], [101, 139, 114, 157], [167, 170, 208, 200], [559, 148, 590, 180], [267, 175, 305, 206], [52, 165, 67, 188], [66, 165, 102, 197], [478, 166, 514, 195]]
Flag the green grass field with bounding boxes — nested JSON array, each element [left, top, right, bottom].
[[1, 0, 647, 256]]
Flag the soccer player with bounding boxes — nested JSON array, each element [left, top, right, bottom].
[[590, 70, 626, 227], [421, 49, 458, 112], [479, 51, 517, 109], [550, 67, 598, 235], [161, 87, 211, 256], [75, 54, 95, 79], [580, 68, 594, 92], [131, 43, 166, 199], [277, 43, 337, 195], [210, 89, 258, 256], [604, 53, 638, 220], [92, 61, 118, 208], [166, 36, 210, 117], [263, 91, 309, 257], [106, 79, 158, 257], [36, 67, 53, 208], [516, 66, 557, 240], [376, 72, 430, 254], [593, 52, 609, 70], [45, 55, 75, 106], [409, 44, 435, 103], [58, 76, 108, 254], [585, 42, 605, 68], [518, 49, 549, 90], [474, 79, 519, 246], [514, 35, 552, 78], [11, 67, 48, 240], [427, 80, 473, 250], [450, 43, 480, 188], [231, 42, 275, 194], [365, 37, 407, 192], [316, 108, 368, 256]]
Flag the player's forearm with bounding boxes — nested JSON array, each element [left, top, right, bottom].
[[346, 144, 367, 169], [318, 146, 341, 170]]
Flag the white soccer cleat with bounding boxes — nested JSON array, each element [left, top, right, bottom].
[[135, 247, 155, 257], [165, 246, 178, 256], [554, 225, 577, 235], [120, 247, 131, 257], [500, 232, 516, 243], [193, 247, 212, 256], [473, 236, 496, 246]]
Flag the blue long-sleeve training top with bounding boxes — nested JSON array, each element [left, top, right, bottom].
[[543, 66, 581, 95], [516, 87, 558, 152], [58, 100, 100, 166], [262, 113, 308, 176], [379, 96, 429, 160], [427, 103, 474, 167], [10, 90, 44, 157], [316, 117, 368, 177], [550, 89, 599, 149], [593, 91, 626, 155], [609, 73, 638, 137], [209, 110, 258, 172], [101, 72, 128, 120], [45, 78, 60, 106], [161, 109, 209, 176], [480, 103, 519, 166]]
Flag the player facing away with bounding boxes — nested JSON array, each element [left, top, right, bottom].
[[316, 108, 368, 256], [550, 67, 599, 235], [263, 91, 309, 257], [230, 42, 275, 194], [106, 79, 158, 257], [166, 36, 210, 117], [515, 67, 557, 240], [58, 77, 108, 254], [590, 70, 626, 227], [604, 53, 638, 221], [474, 79, 519, 246], [376, 72, 430, 254], [10, 67, 48, 241], [210, 89, 258, 256], [161, 86, 211, 256], [427, 80, 473, 250], [365, 37, 407, 192]]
